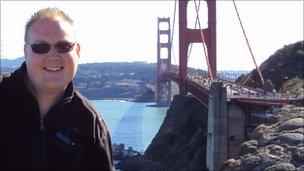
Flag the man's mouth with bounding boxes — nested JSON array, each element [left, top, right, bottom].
[[43, 66, 63, 72]]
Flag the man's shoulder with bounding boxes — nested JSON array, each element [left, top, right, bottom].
[[0, 72, 18, 96], [72, 91, 103, 119], [72, 91, 109, 130], [1, 64, 24, 87], [0, 72, 13, 84], [73, 91, 96, 109]]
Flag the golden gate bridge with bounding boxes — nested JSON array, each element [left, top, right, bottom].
[[154, 1, 303, 170], [155, 0, 301, 107]]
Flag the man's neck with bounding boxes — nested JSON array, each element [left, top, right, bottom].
[[25, 76, 65, 118], [36, 89, 64, 118]]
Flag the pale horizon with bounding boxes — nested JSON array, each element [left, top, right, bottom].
[[1, 1, 303, 70]]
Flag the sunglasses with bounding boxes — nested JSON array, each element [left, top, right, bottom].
[[26, 41, 76, 54]]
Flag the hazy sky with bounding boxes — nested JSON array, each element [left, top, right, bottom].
[[1, 1, 303, 70]]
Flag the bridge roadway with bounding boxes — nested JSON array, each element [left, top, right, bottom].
[[157, 70, 301, 107]]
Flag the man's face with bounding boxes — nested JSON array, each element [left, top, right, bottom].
[[24, 18, 80, 93]]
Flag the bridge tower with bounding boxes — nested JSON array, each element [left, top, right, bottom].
[[156, 17, 172, 106], [178, 0, 217, 95], [178, 1, 227, 170]]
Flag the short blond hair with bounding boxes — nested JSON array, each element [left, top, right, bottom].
[[24, 7, 74, 42]]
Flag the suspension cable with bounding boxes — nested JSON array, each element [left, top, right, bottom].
[[170, 0, 178, 66], [232, 0, 265, 86], [193, 0, 214, 81], [187, 0, 201, 61]]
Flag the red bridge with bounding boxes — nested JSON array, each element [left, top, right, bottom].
[[156, 0, 300, 108], [154, 1, 303, 170]]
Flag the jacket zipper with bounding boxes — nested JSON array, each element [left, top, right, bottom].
[[35, 119, 45, 171]]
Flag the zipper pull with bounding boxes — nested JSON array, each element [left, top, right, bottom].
[[40, 119, 45, 131]]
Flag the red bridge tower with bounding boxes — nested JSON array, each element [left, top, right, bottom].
[[179, 0, 217, 95], [156, 17, 172, 106]]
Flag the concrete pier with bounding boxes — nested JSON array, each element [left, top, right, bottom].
[[206, 82, 228, 171], [227, 104, 246, 158]]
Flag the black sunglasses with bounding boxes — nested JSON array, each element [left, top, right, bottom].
[[26, 41, 76, 54]]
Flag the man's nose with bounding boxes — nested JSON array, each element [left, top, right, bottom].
[[46, 46, 60, 58]]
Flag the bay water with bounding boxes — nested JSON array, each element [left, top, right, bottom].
[[92, 100, 168, 153]]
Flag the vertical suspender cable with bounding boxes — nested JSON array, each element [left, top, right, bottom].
[[170, 0, 178, 67], [193, 0, 214, 81], [232, 0, 265, 86]]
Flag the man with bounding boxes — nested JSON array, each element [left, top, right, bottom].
[[1, 7, 114, 171]]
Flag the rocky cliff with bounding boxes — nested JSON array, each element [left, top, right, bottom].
[[236, 41, 304, 98], [221, 105, 304, 171], [141, 95, 208, 170]]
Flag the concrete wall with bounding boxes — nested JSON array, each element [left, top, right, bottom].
[[206, 82, 228, 171], [227, 104, 246, 158]]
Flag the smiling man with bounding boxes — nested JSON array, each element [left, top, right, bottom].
[[1, 7, 114, 171]]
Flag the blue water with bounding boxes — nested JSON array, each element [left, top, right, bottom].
[[92, 100, 168, 153]]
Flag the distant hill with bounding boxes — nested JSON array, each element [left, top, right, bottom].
[[0, 57, 24, 68], [0, 59, 202, 99], [74, 62, 157, 99], [0, 57, 24, 73], [0, 58, 248, 100], [236, 41, 304, 98]]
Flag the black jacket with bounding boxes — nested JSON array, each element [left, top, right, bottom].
[[0, 63, 114, 171]]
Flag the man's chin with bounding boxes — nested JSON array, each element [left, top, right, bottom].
[[43, 83, 66, 92]]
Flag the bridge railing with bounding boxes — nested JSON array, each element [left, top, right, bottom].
[[160, 70, 302, 103]]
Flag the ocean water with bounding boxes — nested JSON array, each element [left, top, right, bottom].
[[92, 100, 168, 153]]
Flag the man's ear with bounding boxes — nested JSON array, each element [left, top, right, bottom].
[[76, 43, 81, 58], [24, 44, 28, 60]]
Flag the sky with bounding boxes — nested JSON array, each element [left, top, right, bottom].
[[0, 1, 303, 71]]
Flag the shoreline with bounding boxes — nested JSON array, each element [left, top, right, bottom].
[[90, 98, 157, 103], [90, 98, 134, 102]]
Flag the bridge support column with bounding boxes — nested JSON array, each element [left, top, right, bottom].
[[206, 82, 228, 171], [156, 17, 172, 106]]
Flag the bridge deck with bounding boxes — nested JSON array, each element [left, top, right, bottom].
[[158, 71, 301, 107]]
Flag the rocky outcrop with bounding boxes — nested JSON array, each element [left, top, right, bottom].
[[221, 105, 304, 171], [236, 41, 304, 98], [118, 155, 142, 171], [140, 95, 208, 170]]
